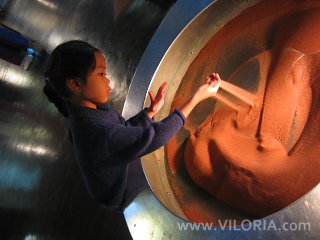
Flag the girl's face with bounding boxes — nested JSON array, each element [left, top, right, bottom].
[[79, 52, 111, 107]]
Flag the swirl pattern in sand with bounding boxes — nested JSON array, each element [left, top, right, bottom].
[[184, 8, 320, 216]]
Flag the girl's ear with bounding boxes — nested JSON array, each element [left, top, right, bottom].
[[66, 78, 81, 94]]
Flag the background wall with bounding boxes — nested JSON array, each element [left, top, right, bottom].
[[0, 0, 175, 239]]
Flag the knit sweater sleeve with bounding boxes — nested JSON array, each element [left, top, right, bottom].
[[107, 109, 185, 162], [124, 108, 154, 127]]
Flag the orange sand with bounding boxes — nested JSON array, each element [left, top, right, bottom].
[[184, 8, 320, 216], [166, 1, 320, 220]]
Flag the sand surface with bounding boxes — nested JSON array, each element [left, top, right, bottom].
[[167, 4, 320, 219]]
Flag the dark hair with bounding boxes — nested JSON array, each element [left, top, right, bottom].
[[43, 40, 98, 117]]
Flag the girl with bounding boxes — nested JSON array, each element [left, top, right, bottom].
[[43, 40, 220, 212]]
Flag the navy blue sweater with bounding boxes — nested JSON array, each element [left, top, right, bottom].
[[66, 103, 185, 209]]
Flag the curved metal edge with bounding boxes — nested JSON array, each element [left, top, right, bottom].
[[122, 0, 217, 222], [124, 0, 264, 223], [122, 0, 215, 119]]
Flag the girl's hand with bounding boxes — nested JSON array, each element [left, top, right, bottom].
[[193, 73, 221, 103], [147, 82, 168, 118]]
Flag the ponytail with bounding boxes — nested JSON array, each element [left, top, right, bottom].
[[43, 78, 69, 117]]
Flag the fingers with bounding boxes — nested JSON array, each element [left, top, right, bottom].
[[148, 91, 155, 102], [207, 72, 221, 86], [162, 89, 166, 96], [160, 87, 166, 96], [208, 72, 220, 80], [158, 81, 168, 95], [214, 73, 221, 80], [149, 81, 167, 103], [156, 81, 168, 99], [206, 72, 221, 95], [159, 81, 168, 89]]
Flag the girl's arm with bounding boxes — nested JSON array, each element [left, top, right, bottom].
[[108, 73, 221, 162], [107, 109, 185, 162], [180, 73, 221, 118], [124, 108, 154, 127], [147, 73, 221, 119], [125, 73, 220, 126]]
